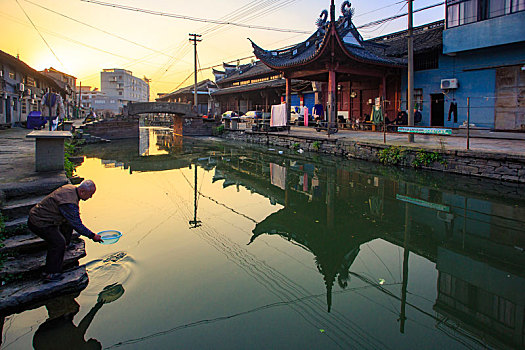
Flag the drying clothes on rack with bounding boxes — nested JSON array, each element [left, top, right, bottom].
[[304, 106, 309, 127], [271, 103, 287, 127], [448, 102, 458, 123]]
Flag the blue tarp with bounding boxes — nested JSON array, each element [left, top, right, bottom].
[[27, 111, 47, 129]]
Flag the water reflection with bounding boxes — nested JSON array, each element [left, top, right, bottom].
[[79, 128, 525, 349], [32, 284, 124, 350]]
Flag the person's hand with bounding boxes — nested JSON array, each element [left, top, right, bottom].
[[92, 234, 104, 243]]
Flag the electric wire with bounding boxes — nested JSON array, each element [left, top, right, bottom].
[[14, 0, 64, 67], [0, 11, 148, 62], [176, 167, 392, 349], [23, 0, 173, 58], [104, 283, 392, 349], [80, 0, 311, 34]]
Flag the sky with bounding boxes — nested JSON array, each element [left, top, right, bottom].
[[0, 0, 444, 99]]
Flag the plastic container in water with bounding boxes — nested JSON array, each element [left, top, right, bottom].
[[97, 230, 123, 245]]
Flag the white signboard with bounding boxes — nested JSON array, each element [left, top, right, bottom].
[[398, 127, 452, 135]]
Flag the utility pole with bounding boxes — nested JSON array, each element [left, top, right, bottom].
[[78, 81, 82, 120], [407, 0, 414, 143], [189, 33, 202, 113]]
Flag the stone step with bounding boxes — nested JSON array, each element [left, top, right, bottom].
[[0, 265, 88, 314], [0, 173, 68, 202], [0, 232, 81, 255], [4, 216, 29, 232], [0, 239, 86, 279], [0, 233, 45, 255], [1, 195, 45, 221]]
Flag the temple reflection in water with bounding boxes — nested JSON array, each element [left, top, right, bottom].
[[83, 127, 525, 349]]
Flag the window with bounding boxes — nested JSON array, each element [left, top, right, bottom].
[[415, 49, 440, 71], [447, 0, 525, 27], [512, 0, 525, 11], [119, 92, 122, 95], [9, 71, 15, 80], [489, 0, 506, 17], [414, 89, 423, 110]]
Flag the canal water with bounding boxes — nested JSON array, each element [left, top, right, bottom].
[[3, 127, 525, 349]]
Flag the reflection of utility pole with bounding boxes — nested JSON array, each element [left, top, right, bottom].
[[189, 33, 202, 112], [189, 162, 201, 229], [399, 186, 411, 333], [407, 0, 414, 143]]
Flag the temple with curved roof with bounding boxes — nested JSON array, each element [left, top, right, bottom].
[[250, 0, 406, 130]]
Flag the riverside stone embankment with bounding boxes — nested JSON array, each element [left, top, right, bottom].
[[221, 129, 525, 183]]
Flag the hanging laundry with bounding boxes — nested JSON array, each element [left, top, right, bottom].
[[448, 102, 458, 123], [304, 106, 309, 126], [271, 103, 287, 127]]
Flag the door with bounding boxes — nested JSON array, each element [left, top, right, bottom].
[[6, 97, 11, 124], [430, 93, 444, 126]]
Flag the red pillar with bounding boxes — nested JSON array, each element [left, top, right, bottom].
[[327, 69, 337, 128], [286, 77, 291, 125]]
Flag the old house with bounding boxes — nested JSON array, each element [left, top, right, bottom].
[[0, 50, 64, 126]]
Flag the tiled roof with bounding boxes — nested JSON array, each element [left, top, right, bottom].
[[0, 50, 62, 92], [157, 79, 217, 101], [212, 78, 285, 96], [369, 20, 444, 58], [216, 61, 274, 85], [251, 15, 405, 69], [212, 78, 311, 96]]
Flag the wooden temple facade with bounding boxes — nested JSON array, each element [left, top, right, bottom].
[[251, 0, 406, 130]]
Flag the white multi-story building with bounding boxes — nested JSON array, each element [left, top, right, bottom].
[[100, 69, 149, 114], [78, 86, 120, 118]]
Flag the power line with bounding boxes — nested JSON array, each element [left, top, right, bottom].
[[23, 0, 173, 58], [80, 0, 311, 34], [356, 2, 444, 29], [14, 0, 63, 66], [0, 11, 147, 62]]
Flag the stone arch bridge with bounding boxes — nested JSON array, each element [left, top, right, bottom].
[[124, 102, 197, 117], [123, 102, 215, 136]]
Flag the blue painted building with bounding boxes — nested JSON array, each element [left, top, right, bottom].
[[392, 1, 525, 130]]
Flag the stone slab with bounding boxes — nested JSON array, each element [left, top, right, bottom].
[[26, 131, 73, 139], [0, 233, 45, 255], [2, 195, 45, 221], [0, 265, 88, 314], [0, 240, 85, 278]]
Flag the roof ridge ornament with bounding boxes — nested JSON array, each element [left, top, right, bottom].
[[316, 9, 328, 28], [341, 1, 354, 19]]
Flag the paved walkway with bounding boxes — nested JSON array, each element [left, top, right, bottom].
[[0, 128, 37, 184], [258, 125, 525, 157]]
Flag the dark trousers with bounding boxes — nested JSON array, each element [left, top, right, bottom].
[[28, 219, 73, 274]]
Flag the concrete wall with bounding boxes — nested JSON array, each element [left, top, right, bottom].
[[173, 116, 214, 136], [444, 11, 525, 54], [401, 42, 525, 129], [82, 120, 139, 140]]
